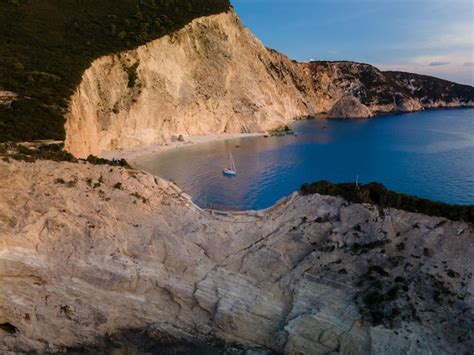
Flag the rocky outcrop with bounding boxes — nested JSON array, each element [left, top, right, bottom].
[[327, 95, 374, 119], [297, 61, 427, 114], [1, 159, 473, 353], [0, 91, 18, 107]]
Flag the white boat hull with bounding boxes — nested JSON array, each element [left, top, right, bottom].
[[223, 152, 237, 176], [223, 169, 237, 176]]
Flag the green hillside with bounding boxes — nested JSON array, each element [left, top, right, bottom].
[[0, 0, 230, 142]]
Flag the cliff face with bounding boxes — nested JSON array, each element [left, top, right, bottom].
[[0, 0, 232, 143], [1, 159, 473, 353], [64, 10, 474, 158], [296, 61, 474, 115], [65, 10, 309, 158], [297, 61, 425, 114]]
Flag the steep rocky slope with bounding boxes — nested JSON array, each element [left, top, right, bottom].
[[296, 61, 473, 116], [386, 71, 474, 108], [1, 2, 472, 152], [292, 61, 422, 115], [64, 10, 474, 157], [64, 10, 310, 157], [0, 0, 231, 142], [1, 159, 473, 353]]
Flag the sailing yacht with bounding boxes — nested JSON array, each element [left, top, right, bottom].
[[223, 152, 237, 176]]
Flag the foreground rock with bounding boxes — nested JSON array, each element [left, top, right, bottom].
[[327, 95, 374, 119], [0, 159, 472, 354]]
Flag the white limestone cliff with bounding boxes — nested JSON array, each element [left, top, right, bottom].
[[64, 10, 309, 158], [64, 10, 473, 159]]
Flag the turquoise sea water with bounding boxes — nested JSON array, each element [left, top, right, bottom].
[[135, 109, 474, 210]]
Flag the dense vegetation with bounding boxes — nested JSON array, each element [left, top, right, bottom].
[[310, 61, 474, 107], [301, 180, 474, 223], [386, 71, 474, 103], [0, 142, 78, 162], [0, 0, 230, 142], [0, 141, 132, 167]]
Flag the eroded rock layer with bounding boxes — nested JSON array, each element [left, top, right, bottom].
[[1, 159, 472, 354]]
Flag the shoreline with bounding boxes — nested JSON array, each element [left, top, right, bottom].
[[96, 105, 474, 164], [99, 132, 266, 164]]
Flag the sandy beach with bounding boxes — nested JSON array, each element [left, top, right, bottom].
[[99, 132, 266, 164]]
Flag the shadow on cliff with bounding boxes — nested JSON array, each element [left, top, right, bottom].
[[0, 0, 231, 142], [64, 328, 273, 355]]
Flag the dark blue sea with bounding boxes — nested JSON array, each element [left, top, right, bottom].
[[134, 109, 474, 210]]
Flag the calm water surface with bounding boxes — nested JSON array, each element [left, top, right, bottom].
[[135, 109, 474, 210]]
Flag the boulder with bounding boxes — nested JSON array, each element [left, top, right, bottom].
[[328, 95, 374, 119]]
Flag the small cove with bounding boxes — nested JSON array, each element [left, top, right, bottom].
[[134, 108, 474, 210]]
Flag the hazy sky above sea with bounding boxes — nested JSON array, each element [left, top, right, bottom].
[[233, 0, 474, 85]]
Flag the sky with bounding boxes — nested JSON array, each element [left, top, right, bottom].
[[232, 0, 474, 85]]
